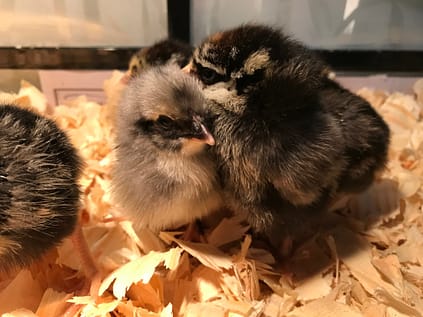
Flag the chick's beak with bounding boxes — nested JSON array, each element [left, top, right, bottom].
[[182, 61, 193, 74], [199, 122, 215, 146], [192, 116, 215, 146]]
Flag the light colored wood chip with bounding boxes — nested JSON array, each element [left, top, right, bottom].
[[35, 288, 73, 317], [99, 248, 182, 299], [0, 270, 43, 314], [287, 297, 363, 317], [207, 216, 250, 247], [159, 232, 233, 271]]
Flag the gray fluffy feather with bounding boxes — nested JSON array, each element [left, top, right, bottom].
[[112, 65, 222, 232]]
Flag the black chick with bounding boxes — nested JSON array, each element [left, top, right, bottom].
[[185, 24, 390, 246], [112, 64, 222, 233], [129, 38, 193, 77], [0, 104, 81, 272]]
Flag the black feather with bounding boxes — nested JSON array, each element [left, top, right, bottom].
[[130, 38, 193, 76]]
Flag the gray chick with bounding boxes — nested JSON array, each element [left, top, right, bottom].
[[0, 104, 82, 272], [112, 64, 222, 233]]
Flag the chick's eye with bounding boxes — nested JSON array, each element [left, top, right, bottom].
[[200, 67, 219, 85], [156, 115, 173, 127]]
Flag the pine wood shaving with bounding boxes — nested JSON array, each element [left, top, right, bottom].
[[35, 289, 73, 317], [1, 74, 423, 316], [70, 297, 120, 317], [98, 248, 183, 299], [0, 270, 44, 314], [287, 297, 362, 317], [330, 227, 400, 296], [2, 309, 38, 317], [362, 303, 387, 317], [207, 215, 250, 247], [371, 254, 403, 291], [261, 293, 296, 317], [159, 232, 233, 272], [402, 265, 423, 288]]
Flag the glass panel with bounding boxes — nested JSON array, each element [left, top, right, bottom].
[[191, 0, 423, 50], [0, 0, 168, 47]]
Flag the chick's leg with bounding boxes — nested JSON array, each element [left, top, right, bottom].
[[182, 219, 207, 243], [70, 222, 101, 297], [63, 220, 101, 317], [232, 193, 325, 259]]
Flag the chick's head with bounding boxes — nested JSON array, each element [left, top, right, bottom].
[[187, 25, 292, 92], [118, 65, 215, 156], [185, 24, 329, 115]]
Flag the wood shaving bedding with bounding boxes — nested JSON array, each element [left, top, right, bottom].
[[1, 74, 423, 317]]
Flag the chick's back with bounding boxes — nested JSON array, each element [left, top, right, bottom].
[[0, 105, 81, 271], [318, 80, 390, 193]]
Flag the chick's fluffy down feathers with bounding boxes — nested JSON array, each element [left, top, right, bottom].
[[129, 38, 193, 76], [112, 65, 222, 232], [192, 24, 390, 243], [0, 104, 82, 272]]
